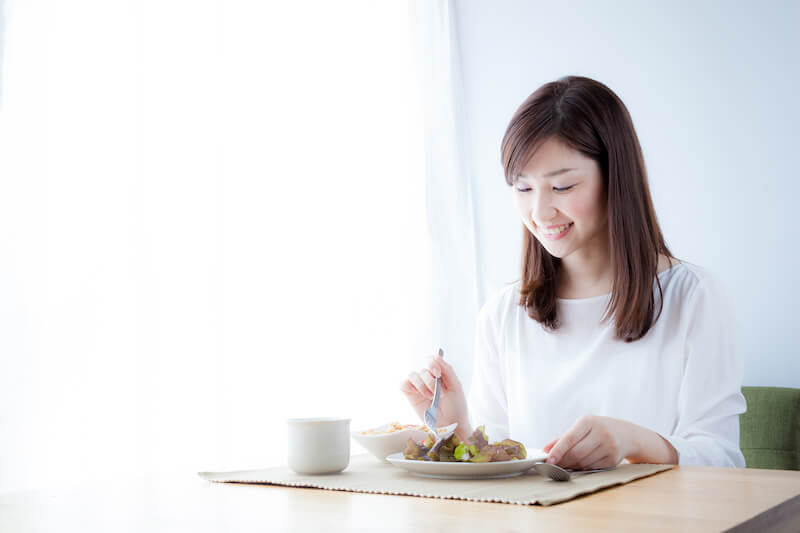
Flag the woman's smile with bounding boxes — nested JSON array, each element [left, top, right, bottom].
[[538, 222, 574, 240]]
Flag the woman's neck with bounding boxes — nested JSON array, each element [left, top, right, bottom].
[[557, 240, 613, 299], [557, 247, 677, 299]]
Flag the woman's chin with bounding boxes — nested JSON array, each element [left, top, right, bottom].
[[537, 241, 568, 259]]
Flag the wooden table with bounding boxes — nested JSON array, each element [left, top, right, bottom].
[[1, 466, 798, 532]]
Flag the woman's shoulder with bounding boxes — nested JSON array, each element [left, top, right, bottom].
[[659, 259, 728, 307], [479, 280, 523, 322]]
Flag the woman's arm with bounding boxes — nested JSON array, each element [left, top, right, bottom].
[[658, 275, 746, 467], [628, 422, 679, 464], [547, 274, 745, 469], [543, 415, 678, 468]]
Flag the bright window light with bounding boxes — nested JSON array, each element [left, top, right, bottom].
[[0, 0, 430, 492]]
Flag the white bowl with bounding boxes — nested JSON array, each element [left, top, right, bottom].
[[351, 422, 458, 463]]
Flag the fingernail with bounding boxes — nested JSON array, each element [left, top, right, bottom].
[[547, 456, 556, 464]]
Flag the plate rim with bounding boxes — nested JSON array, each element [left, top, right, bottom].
[[385, 449, 547, 478], [386, 451, 545, 465]]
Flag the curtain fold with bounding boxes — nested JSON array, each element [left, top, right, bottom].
[[409, 0, 482, 387]]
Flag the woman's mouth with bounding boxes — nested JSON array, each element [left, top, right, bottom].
[[539, 222, 573, 241]]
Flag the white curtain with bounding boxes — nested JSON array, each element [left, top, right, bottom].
[[409, 0, 481, 389], [0, 0, 448, 493]]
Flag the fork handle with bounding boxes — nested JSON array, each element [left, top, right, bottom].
[[431, 376, 441, 411], [571, 467, 617, 474], [432, 348, 444, 409]]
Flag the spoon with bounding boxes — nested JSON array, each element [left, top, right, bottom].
[[533, 462, 616, 481]]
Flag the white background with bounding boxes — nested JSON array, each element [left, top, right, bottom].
[[453, 0, 800, 387], [0, 0, 432, 494]]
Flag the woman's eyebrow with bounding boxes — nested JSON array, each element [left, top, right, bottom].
[[518, 168, 577, 180]]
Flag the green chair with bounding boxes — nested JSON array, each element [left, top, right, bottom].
[[740, 386, 800, 470]]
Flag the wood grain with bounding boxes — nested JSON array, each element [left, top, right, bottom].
[[1, 466, 798, 532]]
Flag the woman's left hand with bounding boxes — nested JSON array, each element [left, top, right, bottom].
[[542, 415, 636, 470]]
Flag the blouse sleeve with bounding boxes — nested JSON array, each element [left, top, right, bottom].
[[466, 297, 510, 441], [662, 275, 747, 467]]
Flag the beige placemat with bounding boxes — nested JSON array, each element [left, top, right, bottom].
[[199, 454, 672, 506]]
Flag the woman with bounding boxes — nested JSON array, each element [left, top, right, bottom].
[[401, 76, 746, 468]]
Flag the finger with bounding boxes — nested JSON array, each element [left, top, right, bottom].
[[560, 438, 601, 470], [584, 454, 615, 471], [427, 357, 447, 391], [429, 353, 459, 392], [419, 368, 437, 395], [401, 374, 422, 398], [407, 372, 432, 399], [415, 370, 436, 397], [542, 438, 558, 453], [400, 376, 427, 396], [547, 416, 592, 465], [576, 446, 610, 470], [400, 378, 415, 395]]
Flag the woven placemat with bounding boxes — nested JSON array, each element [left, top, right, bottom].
[[199, 454, 673, 506]]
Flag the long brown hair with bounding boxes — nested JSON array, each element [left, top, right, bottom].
[[501, 76, 672, 342]]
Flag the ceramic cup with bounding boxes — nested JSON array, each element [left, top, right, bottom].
[[287, 417, 351, 475]]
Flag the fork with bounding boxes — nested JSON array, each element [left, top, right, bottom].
[[423, 348, 444, 438], [533, 462, 617, 481]]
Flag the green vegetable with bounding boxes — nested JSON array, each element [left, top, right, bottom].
[[454, 443, 468, 460]]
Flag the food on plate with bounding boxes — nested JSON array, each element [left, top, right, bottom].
[[359, 422, 425, 436], [402, 425, 527, 462]]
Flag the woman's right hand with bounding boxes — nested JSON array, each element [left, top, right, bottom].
[[400, 352, 473, 441]]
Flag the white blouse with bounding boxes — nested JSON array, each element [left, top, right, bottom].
[[467, 262, 746, 467]]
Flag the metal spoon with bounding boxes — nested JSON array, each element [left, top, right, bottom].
[[533, 462, 616, 481]]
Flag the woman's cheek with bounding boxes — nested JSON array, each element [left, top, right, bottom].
[[513, 194, 531, 225], [564, 193, 598, 221]]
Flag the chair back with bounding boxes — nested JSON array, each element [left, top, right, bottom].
[[740, 386, 800, 470]]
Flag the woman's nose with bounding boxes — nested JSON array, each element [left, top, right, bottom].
[[531, 193, 557, 223]]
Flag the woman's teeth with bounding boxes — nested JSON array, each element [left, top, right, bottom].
[[540, 223, 573, 235]]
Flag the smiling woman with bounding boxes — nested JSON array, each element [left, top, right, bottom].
[[503, 79, 672, 340], [402, 76, 746, 471]]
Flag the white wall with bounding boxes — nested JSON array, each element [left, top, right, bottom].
[[454, 0, 799, 387]]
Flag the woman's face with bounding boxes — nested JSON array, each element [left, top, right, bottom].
[[512, 137, 607, 260]]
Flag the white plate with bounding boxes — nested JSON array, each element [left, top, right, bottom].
[[386, 449, 547, 479]]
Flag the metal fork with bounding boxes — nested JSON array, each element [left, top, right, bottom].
[[423, 348, 444, 435], [533, 462, 617, 481]]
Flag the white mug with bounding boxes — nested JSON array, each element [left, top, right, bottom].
[[287, 417, 351, 474]]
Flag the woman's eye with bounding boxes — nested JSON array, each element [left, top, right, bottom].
[[515, 186, 531, 192], [554, 185, 574, 192]]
